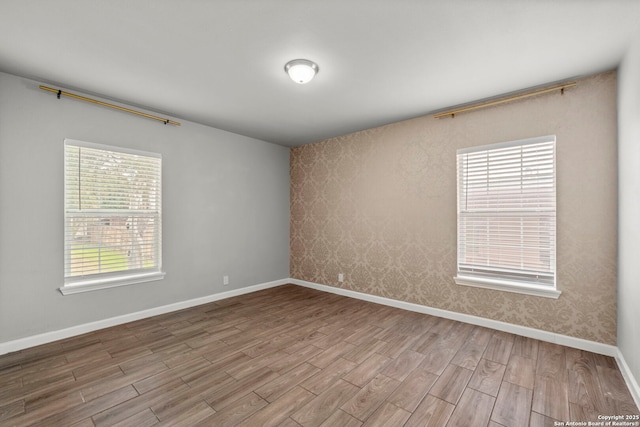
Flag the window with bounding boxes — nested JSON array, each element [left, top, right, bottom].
[[454, 135, 559, 298], [62, 139, 164, 295]]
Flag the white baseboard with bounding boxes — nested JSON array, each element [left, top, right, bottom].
[[616, 348, 640, 411], [290, 278, 640, 409], [290, 279, 618, 356], [0, 278, 288, 356]]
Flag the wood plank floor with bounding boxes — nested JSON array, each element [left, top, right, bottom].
[[1, 284, 638, 426]]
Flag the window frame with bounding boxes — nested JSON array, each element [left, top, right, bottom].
[[60, 139, 165, 295], [454, 135, 560, 299]]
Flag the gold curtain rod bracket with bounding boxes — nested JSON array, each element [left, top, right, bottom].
[[39, 85, 181, 126], [434, 81, 576, 119]]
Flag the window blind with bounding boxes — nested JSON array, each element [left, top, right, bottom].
[[456, 135, 556, 286], [64, 140, 162, 283]]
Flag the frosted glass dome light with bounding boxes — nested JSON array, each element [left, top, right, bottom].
[[285, 59, 319, 84]]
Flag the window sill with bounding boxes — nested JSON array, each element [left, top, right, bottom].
[[454, 275, 561, 299], [60, 271, 166, 295]]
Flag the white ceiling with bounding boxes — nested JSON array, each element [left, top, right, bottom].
[[1, 1, 639, 147]]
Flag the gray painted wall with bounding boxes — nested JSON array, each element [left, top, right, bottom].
[[0, 72, 290, 344], [618, 33, 640, 390]]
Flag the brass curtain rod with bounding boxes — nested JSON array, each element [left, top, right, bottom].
[[434, 81, 577, 119], [39, 85, 181, 126]]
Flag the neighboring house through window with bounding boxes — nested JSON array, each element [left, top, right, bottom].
[[454, 135, 560, 298], [61, 139, 164, 295]]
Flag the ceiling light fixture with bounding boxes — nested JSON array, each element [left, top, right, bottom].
[[284, 59, 319, 84]]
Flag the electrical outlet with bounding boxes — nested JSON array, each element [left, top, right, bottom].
[[223, 275, 229, 286], [338, 273, 344, 282]]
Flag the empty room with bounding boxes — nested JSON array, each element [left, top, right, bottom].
[[1, 1, 639, 426]]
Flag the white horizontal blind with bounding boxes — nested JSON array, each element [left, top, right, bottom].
[[64, 140, 162, 281], [456, 136, 556, 286]]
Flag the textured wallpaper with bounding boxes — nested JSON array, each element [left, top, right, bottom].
[[290, 71, 618, 345]]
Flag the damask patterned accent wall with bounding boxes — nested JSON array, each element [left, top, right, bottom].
[[290, 71, 618, 345]]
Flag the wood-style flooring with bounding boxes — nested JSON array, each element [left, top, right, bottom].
[[0, 284, 638, 426]]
